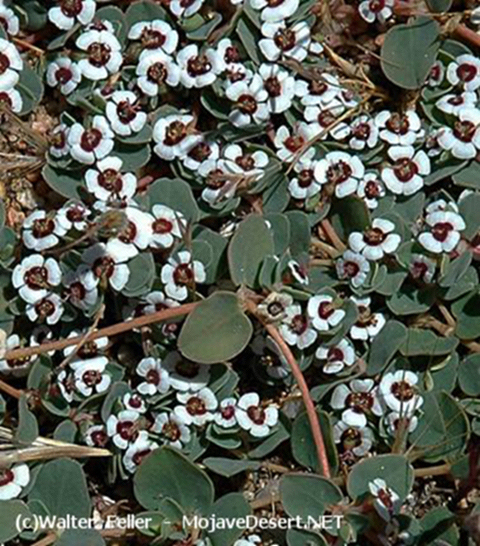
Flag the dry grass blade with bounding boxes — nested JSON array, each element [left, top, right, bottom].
[[0, 426, 112, 467]]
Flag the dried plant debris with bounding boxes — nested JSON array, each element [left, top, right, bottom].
[[1, 0, 480, 545]]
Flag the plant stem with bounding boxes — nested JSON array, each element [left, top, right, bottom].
[[320, 219, 346, 252], [248, 300, 330, 478], [3, 303, 198, 362], [0, 379, 22, 399]]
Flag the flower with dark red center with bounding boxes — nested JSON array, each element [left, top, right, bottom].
[[307, 294, 345, 332], [161, 250, 206, 301], [236, 392, 278, 437], [379, 370, 423, 415], [107, 410, 142, 449]]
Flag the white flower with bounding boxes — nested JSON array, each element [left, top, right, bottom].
[[161, 250, 206, 301], [200, 161, 237, 205], [0, 38, 22, 90], [236, 392, 278, 437], [0, 464, 30, 500], [150, 205, 186, 249], [22, 210, 67, 251], [418, 209, 465, 254], [177, 44, 223, 88], [12, 255, 62, 304], [0, 87, 22, 112], [214, 398, 238, 428], [336, 250, 370, 287], [0, 4, 19, 35], [128, 19, 179, 59], [259, 21, 311, 62], [358, 0, 393, 23], [288, 155, 321, 199], [381, 145, 430, 196], [350, 297, 386, 340], [216, 39, 244, 74], [152, 412, 191, 449], [105, 91, 147, 137], [57, 202, 91, 232], [375, 110, 423, 146], [163, 352, 210, 391], [304, 102, 351, 141], [274, 123, 311, 162], [227, 74, 270, 127], [26, 293, 64, 325], [357, 173, 385, 209], [349, 218, 401, 261], [123, 392, 147, 414], [331, 379, 383, 427], [57, 370, 74, 403], [85, 156, 137, 201], [295, 73, 341, 107], [46, 57, 81, 95], [123, 431, 157, 473], [64, 332, 108, 364], [170, 0, 204, 18], [136, 50, 181, 95], [106, 207, 153, 260], [333, 421, 373, 456], [379, 370, 423, 415], [182, 138, 220, 171], [349, 115, 379, 150], [136, 357, 170, 396], [428, 61, 445, 87], [0, 335, 36, 376], [234, 535, 262, 546], [369, 478, 401, 521], [174, 387, 218, 426], [153, 114, 197, 160], [140, 290, 180, 315], [279, 304, 317, 349], [48, 0, 96, 30], [307, 294, 345, 332], [425, 198, 458, 215], [107, 410, 142, 450], [250, 0, 299, 22], [384, 411, 418, 436], [316, 338, 355, 374], [223, 144, 269, 180], [435, 91, 476, 116], [68, 116, 114, 164], [437, 107, 480, 159], [314, 151, 364, 198], [49, 124, 70, 158], [74, 356, 111, 396], [85, 424, 109, 447], [76, 28, 122, 81], [409, 254, 435, 283], [446, 54, 480, 91], [259, 63, 296, 113], [82, 242, 130, 291]]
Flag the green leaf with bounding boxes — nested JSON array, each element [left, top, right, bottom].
[[387, 285, 436, 315], [248, 414, 290, 458], [55, 530, 106, 546], [367, 320, 408, 374], [207, 493, 251, 546], [179, 291, 253, 364], [42, 165, 86, 200], [426, 0, 453, 11], [453, 161, 480, 189], [125, 0, 169, 27], [203, 457, 260, 477], [16, 0, 47, 30], [147, 177, 200, 223], [187, 12, 223, 40], [409, 391, 469, 462], [439, 251, 472, 287], [347, 454, 414, 502], [286, 211, 311, 257], [291, 410, 338, 475], [264, 213, 291, 255], [96, 6, 127, 44], [113, 142, 151, 170], [452, 290, 480, 339], [29, 459, 91, 518], [458, 354, 480, 396], [0, 501, 31, 543], [228, 215, 275, 287], [121, 252, 155, 297], [424, 159, 467, 186], [101, 381, 130, 422], [330, 197, 370, 240], [287, 529, 327, 546], [18, 64, 44, 115], [280, 474, 343, 519], [134, 446, 214, 513], [117, 123, 153, 145], [400, 328, 458, 356], [0, 199, 5, 229], [14, 394, 39, 445], [54, 420, 77, 443], [381, 16, 440, 89], [459, 192, 480, 240], [236, 17, 260, 64]]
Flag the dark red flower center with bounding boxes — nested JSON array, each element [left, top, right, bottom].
[[453, 120, 476, 142], [80, 128, 102, 152], [60, 0, 83, 17], [393, 158, 418, 182], [368, 0, 385, 12], [117, 100, 138, 124], [173, 263, 194, 285], [318, 301, 334, 319], [153, 218, 173, 234], [83, 370, 103, 386], [25, 266, 49, 290], [0, 469, 14, 487], [346, 392, 374, 413], [457, 63, 477, 83], [164, 121, 187, 146], [87, 43, 111, 68], [93, 256, 115, 279], [327, 160, 352, 185], [141, 28, 166, 49], [186, 396, 207, 416], [386, 113, 409, 135], [391, 380, 414, 401], [147, 61, 167, 84], [247, 405, 266, 424], [98, 168, 123, 192], [163, 421, 181, 441], [274, 29, 296, 51], [56, 67, 73, 85], [187, 54, 211, 77], [353, 122, 371, 141], [146, 369, 160, 385], [431, 222, 453, 242], [0, 52, 9, 75], [264, 76, 281, 97], [32, 218, 55, 239]]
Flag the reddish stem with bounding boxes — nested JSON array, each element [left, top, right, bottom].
[[454, 24, 480, 49], [3, 303, 198, 362]]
